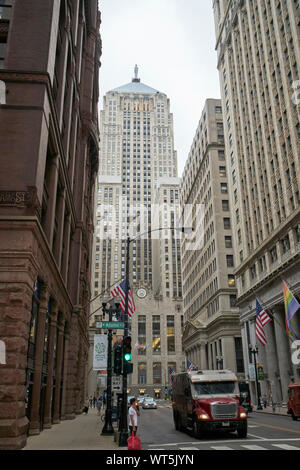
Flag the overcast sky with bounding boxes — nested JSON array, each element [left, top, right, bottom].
[[99, 0, 221, 176]]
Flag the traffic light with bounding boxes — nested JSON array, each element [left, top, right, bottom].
[[114, 343, 122, 375], [123, 336, 133, 375]]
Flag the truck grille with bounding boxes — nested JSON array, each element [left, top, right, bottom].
[[210, 402, 238, 419]]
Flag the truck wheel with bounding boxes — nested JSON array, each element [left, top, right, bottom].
[[174, 412, 179, 430], [193, 421, 201, 439], [177, 413, 184, 431], [237, 424, 247, 438]]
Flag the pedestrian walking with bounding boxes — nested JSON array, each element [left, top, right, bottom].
[[83, 399, 89, 415], [89, 395, 93, 408], [96, 397, 102, 415], [92, 396, 97, 408], [263, 394, 268, 408], [128, 398, 140, 434]]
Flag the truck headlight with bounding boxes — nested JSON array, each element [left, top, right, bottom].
[[198, 413, 210, 420], [240, 412, 247, 418]]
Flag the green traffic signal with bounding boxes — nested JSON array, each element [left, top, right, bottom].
[[124, 352, 132, 362]]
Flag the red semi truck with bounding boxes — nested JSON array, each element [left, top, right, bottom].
[[172, 369, 247, 438]]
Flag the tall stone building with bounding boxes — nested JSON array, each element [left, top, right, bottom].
[[180, 99, 244, 377], [0, 0, 101, 449], [89, 68, 185, 398], [213, 0, 300, 403]]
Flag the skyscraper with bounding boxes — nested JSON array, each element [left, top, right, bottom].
[[0, 0, 101, 449], [213, 0, 300, 402], [90, 67, 184, 397], [180, 99, 243, 375]]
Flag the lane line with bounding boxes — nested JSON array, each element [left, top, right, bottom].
[[210, 446, 233, 450], [178, 447, 199, 450], [272, 444, 300, 450], [250, 420, 300, 435], [241, 445, 267, 450]]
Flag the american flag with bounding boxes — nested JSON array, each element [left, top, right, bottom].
[[256, 299, 271, 346], [168, 367, 175, 384], [111, 279, 135, 317], [187, 359, 195, 371]]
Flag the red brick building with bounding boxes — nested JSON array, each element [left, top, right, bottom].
[[0, 0, 101, 449]]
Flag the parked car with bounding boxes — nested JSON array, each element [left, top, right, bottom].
[[137, 396, 145, 405], [142, 397, 157, 409]]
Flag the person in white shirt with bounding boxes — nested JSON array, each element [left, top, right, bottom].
[[128, 397, 140, 433]]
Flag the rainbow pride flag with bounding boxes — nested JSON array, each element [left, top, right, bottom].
[[283, 280, 300, 340]]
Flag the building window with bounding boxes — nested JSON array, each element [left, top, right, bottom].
[[228, 275, 235, 287], [138, 315, 146, 356], [153, 362, 162, 384], [269, 246, 278, 264], [219, 166, 226, 177], [223, 218, 231, 229], [152, 315, 161, 354], [230, 295, 236, 307], [234, 337, 244, 373], [226, 255, 234, 267], [225, 236, 232, 248], [138, 363, 147, 384], [221, 183, 228, 194], [167, 315, 175, 353], [222, 200, 230, 211]]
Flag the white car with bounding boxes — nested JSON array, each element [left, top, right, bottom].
[[142, 397, 157, 409]]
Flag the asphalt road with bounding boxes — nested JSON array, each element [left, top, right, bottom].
[[138, 401, 300, 451]]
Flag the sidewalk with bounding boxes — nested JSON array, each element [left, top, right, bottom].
[[23, 408, 127, 451], [252, 405, 289, 416]]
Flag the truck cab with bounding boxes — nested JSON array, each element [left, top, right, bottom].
[[172, 369, 247, 438], [287, 383, 300, 421]]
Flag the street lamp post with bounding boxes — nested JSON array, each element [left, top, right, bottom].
[[249, 344, 262, 410], [101, 301, 121, 435], [118, 227, 193, 446]]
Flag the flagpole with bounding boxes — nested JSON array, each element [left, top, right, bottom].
[[119, 236, 130, 446]]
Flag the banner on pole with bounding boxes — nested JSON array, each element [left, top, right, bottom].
[[93, 334, 108, 370]]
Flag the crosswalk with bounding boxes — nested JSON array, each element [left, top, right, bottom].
[[149, 441, 300, 451]]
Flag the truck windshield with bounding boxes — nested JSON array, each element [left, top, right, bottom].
[[193, 381, 237, 395]]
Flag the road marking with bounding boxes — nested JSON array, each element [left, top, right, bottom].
[[251, 420, 300, 435], [241, 445, 267, 450], [178, 447, 199, 450], [210, 446, 233, 450], [272, 444, 300, 450]]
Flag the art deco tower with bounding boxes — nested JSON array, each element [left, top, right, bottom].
[[90, 67, 184, 397]]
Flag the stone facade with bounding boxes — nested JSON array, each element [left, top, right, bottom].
[[213, 0, 300, 403], [180, 99, 243, 377], [0, 0, 101, 449]]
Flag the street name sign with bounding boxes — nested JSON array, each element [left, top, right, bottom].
[[96, 321, 124, 329]]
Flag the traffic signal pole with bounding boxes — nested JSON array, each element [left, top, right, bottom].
[[101, 305, 114, 434], [119, 236, 130, 446]]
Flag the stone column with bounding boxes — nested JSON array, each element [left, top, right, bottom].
[[264, 318, 281, 403], [43, 304, 58, 428], [61, 213, 71, 283], [28, 285, 48, 435], [200, 342, 207, 369], [60, 321, 70, 420], [53, 188, 66, 269], [52, 317, 65, 424], [273, 305, 293, 402], [43, 156, 59, 247]]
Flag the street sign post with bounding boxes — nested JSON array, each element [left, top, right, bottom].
[[96, 321, 124, 329]]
